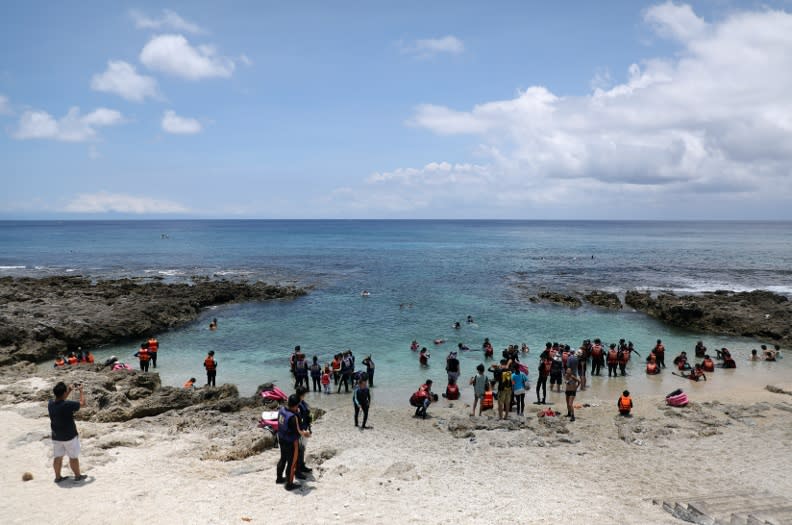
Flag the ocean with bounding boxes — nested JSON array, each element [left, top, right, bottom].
[[2, 220, 790, 404]]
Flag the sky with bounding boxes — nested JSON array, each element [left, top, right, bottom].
[[1, 0, 791, 219]]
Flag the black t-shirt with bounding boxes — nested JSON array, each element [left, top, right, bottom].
[[48, 399, 80, 441]]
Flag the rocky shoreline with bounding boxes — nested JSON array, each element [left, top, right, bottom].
[[526, 287, 791, 346], [0, 276, 306, 365]]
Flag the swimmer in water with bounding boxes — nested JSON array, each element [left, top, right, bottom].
[[453, 321, 461, 329], [361, 290, 370, 297], [209, 318, 218, 331], [466, 315, 474, 324]]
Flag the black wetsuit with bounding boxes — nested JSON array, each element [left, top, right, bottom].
[[354, 386, 370, 427]]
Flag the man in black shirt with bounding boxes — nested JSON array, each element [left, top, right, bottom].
[[48, 381, 86, 482]]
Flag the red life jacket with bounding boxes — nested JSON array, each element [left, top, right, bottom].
[[702, 359, 715, 372], [481, 391, 494, 409], [138, 348, 150, 362], [446, 384, 460, 400], [646, 363, 659, 374], [204, 356, 216, 370], [592, 344, 603, 357], [54, 358, 66, 367], [607, 350, 618, 364], [147, 338, 159, 352], [67, 356, 78, 365]]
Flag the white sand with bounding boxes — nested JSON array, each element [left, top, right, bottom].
[[3, 382, 792, 525]]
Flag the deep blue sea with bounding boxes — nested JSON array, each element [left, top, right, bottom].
[[2, 220, 790, 403]]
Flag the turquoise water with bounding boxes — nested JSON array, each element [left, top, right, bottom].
[[4, 220, 790, 403]]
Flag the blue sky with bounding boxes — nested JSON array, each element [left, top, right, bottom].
[[1, 1, 791, 219]]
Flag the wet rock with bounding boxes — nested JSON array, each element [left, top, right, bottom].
[[584, 290, 623, 310], [625, 289, 792, 346], [0, 276, 307, 365], [766, 385, 792, 396], [535, 292, 582, 308]]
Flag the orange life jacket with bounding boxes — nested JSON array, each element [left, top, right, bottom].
[[67, 356, 78, 365], [147, 338, 158, 352], [481, 391, 494, 409], [86, 353, 94, 364], [646, 363, 658, 374], [702, 359, 715, 372], [204, 356, 216, 371], [617, 351, 628, 365], [607, 350, 618, 364], [54, 358, 66, 367], [591, 344, 603, 357], [138, 348, 150, 362], [618, 395, 632, 411], [183, 380, 195, 389]]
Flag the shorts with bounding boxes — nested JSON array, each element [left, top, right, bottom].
[[550, 373, 562, 385], [497, 389, 512, 405], [53, 436, 80, 458], [513, 388, 526, 396], [565, 390, 577, 398]]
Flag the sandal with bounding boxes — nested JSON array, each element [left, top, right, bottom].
[[73, 474, 87, 482], [54, 477, 66, 483]]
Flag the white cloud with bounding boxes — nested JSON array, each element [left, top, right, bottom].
[[0, 94, 11, 115], [140, 34, 235, 80], [379, 4, 792, 216], [129, 9, 205, 34], [64, 192, 189, 214], [401, 35, 465, 58], [644, 1, 708, 41], [161, 110, 202, 134], [12, 107, 124, 142], [91, 60, 160, 102]]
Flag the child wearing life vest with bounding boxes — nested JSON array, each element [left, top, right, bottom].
[[321, 366, 331, 394], [442, 379, 460, 401], [480, 381, 494, 412], [204, 351, 217, 387], [183, 377, 196, 389], [618, 390, 633, 417], [134, 344, 150, 372]]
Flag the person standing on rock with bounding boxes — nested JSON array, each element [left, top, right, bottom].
[[134, 343, 151, 372], [276, 394, 311, 491], [204, 350, 217, 387], [49, 381, 87, 482]]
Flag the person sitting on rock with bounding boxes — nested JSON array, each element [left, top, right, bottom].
[[183, 377, 196, 389]]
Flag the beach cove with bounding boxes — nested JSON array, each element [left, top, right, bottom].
[[2, 220, 792, 524]]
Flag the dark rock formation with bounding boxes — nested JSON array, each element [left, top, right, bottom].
[[0, 276, 306, 365], [584, 290, 623, 310], [625, 290, 791, 346], [532, 291, 582, 308]]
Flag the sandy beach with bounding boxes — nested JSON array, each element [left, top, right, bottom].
[[3, 368, 792, 525]]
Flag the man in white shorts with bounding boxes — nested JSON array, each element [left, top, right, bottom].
[[48, 381, 86, 482]]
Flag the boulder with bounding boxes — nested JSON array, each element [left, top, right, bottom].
[[584, 290, 623, 310]]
